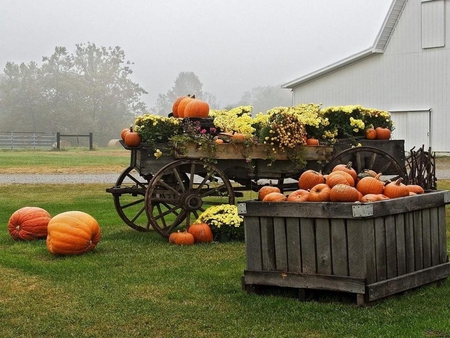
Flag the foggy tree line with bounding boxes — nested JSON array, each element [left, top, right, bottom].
[[0, 43, 291, 146]]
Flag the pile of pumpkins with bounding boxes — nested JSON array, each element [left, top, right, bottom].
[[172, 95, 210, 119], [259, 162, 424, 203], [7, 207, 101, 256], [169, 223, 213, 246]]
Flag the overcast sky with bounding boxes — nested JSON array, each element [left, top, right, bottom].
[[1, 0, 393, 108]]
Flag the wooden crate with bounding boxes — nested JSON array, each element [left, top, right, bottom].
[[239, 191, 450, 305]]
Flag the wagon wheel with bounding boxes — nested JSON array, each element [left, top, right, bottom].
[[107, 166, 151, 231], [323, 146, 407, 183], [145, 159, 235, 238]]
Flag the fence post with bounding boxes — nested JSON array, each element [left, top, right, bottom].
[[56, 132, 61, 150], [89, 132, 93, 150]]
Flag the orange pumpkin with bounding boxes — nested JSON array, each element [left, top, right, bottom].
[[298, 170, 325, 190], [231, 133, 246, 142], [365, 127, 377, 140], [356, 173, 384, 195], [406, 184, 424, 194], [306, 138, 319, 146], [287, 189, 309, 202], [177, 96, 195, 118], [258, 186, 281, 201], [360, 194, 389, 202], [46, 211, 101, 255], [383, 178, 409, 199], [183, 99, 210, 118], [331, 162, 357, 182], [375, 127, 391, 140], [172, 96, 188, 118], [330, 184, 360, 202], [327, 170, 355, 187], [188, 223, 213, 243], [121, 127, 131, 140], [262, 192, 287, 202], [124, 131, 141, 147], [169, 230, 195, 246], [308, 183, 331, 202], [8, 206, 51, 240]]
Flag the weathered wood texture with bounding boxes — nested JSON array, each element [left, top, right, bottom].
[[240, 190, 450, 305]]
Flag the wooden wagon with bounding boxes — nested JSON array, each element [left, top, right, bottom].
[[106, 136, 412, 238]]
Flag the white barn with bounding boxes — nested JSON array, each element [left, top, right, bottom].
[[282, 0, 449, 154]]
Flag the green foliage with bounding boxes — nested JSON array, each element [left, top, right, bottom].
[[0, 43, 148, 145]]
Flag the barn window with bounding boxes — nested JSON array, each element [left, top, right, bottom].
[[421, 0, 445, 48]]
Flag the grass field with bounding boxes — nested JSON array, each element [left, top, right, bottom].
[[1, 149, 450, 337]]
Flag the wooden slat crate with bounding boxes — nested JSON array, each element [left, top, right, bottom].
[[239, 191, 450, 305]]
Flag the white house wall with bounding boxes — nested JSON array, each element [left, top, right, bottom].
[[290, 0, 450, 153]]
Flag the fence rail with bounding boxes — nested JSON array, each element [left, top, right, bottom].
[[0, 132, 56, 149]]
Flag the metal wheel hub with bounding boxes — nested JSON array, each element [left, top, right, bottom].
[[182, 193, 203, 211]]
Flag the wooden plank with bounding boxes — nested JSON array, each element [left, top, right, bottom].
[[347, 219, 366, 278], [286, 218, 301, 273], [395, 214, 407, 276], [242, 270, 366, 294], [315, 219, 332, 275], [273, 217, 287, 271], [404, 212, 416, 273], [330, 219, 348, 276], [300, 218, 316, 273], [366, 262, 450, 302], [421, 208, 432, 268], [362, 219, 377, 284], [385, 215, 397, 279], [429, 207, 440, 266], [438, 205, 448, 264], [413, 210, 424, 271], [260, 217, 276, 271], [375, 217, 387, 281], [244, 217, 262, 271]]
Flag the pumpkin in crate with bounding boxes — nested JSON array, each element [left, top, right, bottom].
[[8, 206, 51, 240], [308, 183, 331, 202], [262, 192, 287, 202], [365, 126, 377, 140], [258, 186, 281, 201], [46, 211, 101, 255], [375, 127, 391, 140], [124, 130, 141, 147], [330, 184, 360, 202], [331, 162, 357, 182], [183, 99, 210, 118], [287, 189, 309, 202], [298, 170, 325, 190], [383, 178, 410, 199], [356, 173, 384, 195], [188, 223, 213, 243]]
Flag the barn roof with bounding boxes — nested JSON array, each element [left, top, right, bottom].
[[282, 0, 408, 89]]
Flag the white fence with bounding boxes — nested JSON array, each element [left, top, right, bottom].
[[0, 132, 56, 149]]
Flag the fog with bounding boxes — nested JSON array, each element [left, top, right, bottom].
[[0, 0, 393, 108]]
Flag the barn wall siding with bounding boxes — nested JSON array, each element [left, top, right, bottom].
[[290, 0, 450, 153]]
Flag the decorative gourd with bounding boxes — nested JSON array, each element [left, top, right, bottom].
[[356, 173, 384, 195], [258, 186, 281, 201], [375, 127, 391, 140], [327, 170, 355, 187], [330, 184, 360, 202], [262, 192, 287, 202], [360, 194, 389, 202], [169, 230, 195, 246], [183, 99, 210, 118], [365, 127, 377, 140], [406, 184, 425, 194], [287, 189, 309, 202], [8, 206, 51, 240], [177, 96, 195, 118], [306, 138, 319, 146], [298, 170, 325, 190], [46, 211, 101, 255], [172, 96, 189, 118], [124, 131, 141, 147], [188, 223, 213, 243], [331, 162, 357, 182], [308, 183, 331, 202], [383, 178, 409, 199]]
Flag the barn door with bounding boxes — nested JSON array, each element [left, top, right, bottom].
[[389, 110, 430, 153]]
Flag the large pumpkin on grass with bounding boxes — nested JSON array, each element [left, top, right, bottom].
[[8, 206, 51, 240], [188, 223, 213, 243], [46, 211, 101, 255]]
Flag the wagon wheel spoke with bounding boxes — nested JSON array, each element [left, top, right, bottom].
[[145, 159, 235, 238], [106, 166, 151, 232]]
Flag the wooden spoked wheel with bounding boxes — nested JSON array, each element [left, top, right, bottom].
[[323, 146, 408, 183], [107, 166, 151, 231], [145, 159, 235, 238]]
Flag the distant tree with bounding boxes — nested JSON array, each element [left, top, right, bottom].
[[236, 85, 292, 114], [151, 71, 219, 115], [0, 43, 148, 145]]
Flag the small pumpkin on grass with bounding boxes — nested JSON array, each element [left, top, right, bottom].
[[46, 211, 101, 255], [8, 206, 51, 240], [168, 230, 195, 246], [188, 223, 213, 243]]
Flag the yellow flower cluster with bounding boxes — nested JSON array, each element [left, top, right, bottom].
[[195, 204, 243, 228], [210, 106, 255, 136]]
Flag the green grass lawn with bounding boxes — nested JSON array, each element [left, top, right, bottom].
[[1, 150, 450, 337]]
